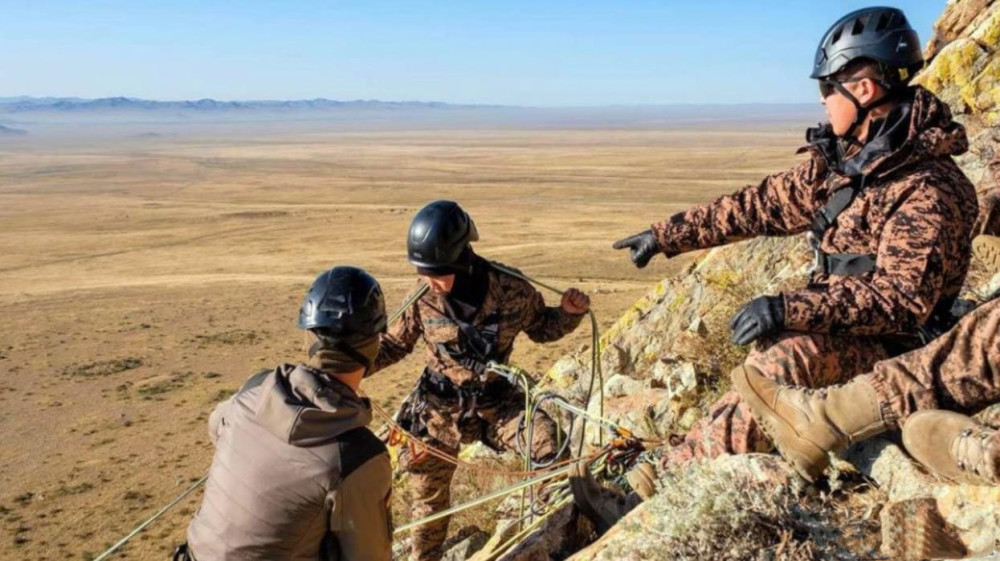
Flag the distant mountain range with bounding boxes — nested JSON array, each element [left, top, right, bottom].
[[0, 96, 822, 136], [0, 124, 28, 136], [0, 96, 486, 113]]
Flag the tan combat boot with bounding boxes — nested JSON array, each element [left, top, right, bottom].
[[731, 365, 888, 481], [973, 234, 1000, 274], [902, 410, 1000, 486], [568, 460, 645, 535]]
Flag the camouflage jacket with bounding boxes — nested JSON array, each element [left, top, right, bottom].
[[651, 87, 978, 336], [373, 260, 584, 386]]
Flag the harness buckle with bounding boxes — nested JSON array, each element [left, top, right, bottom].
[[806, 231, 823, 276]]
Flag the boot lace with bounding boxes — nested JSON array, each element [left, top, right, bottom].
[[952, 428, 1000, 484]]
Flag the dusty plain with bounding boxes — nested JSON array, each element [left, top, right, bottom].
[[0, 116, 809, 559]]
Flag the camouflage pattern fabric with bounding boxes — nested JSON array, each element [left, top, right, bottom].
[[651, 87, 978, 335], [374, 259, 583, 386], [372, 258, 581, 561], [662, 332, 891, 466], [401, 382, 563, 561], [663, 298, 1000, 469], [867, 298, 1000, 427]]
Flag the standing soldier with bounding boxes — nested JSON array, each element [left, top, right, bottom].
[[179, 266, 393, 561], [573, 6, 979, 531], [373, 200, 590, 561]]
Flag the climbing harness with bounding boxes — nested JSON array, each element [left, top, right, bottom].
[[93, 263, 618, 559], [806, 175, 877, 277]]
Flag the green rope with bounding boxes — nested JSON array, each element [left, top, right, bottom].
[[487, 263, 605, 452], [392, 464, 573, 534], [90, 268, 600, 559], [92, 475, 208, 561], [388, 282, 429, 325]]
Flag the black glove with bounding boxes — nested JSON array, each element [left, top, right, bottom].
[[729, 295, 785, 346], [612, 230, 660, 269]]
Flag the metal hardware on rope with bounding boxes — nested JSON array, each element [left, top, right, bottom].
[[90, 265, 609, 558], [485, 262, 605, 453], [368, 398, 589, 478], [487, 361, 629, 440]]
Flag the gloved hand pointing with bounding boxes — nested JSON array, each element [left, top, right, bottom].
[[612, 230, 660, 269]]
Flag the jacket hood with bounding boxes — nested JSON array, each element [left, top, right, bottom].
[[802, 86, 968, 178], [904, 86, 969, 159], [255, 364, 372, 446]]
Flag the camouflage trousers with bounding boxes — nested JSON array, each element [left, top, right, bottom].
[[866, 298, 1000, 428], [662, 331, 897, 466], [400, 379, 564, 561]]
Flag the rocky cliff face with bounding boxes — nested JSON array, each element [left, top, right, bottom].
[[561, 3, 1000, 559], [917, 0, 1000, 236], [432, 3, 1000, 559]]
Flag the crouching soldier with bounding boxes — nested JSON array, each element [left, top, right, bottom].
[[372, 200, 590, 561], [178, 267, 392, 561]]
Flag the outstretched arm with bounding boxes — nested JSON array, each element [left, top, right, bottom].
[[649, 158, 825, 257], [522, 286, 588, 343]]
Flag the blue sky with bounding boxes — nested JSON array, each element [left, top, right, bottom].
[[0, 1, 945, 105]]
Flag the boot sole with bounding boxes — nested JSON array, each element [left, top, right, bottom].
[[973, 235, 1000, 273], [731, 367, 828, 482]]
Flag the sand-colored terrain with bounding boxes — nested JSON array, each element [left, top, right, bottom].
[[0, 123, 805, 559]]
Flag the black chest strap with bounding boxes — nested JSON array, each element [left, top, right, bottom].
[[808, 175, 877, 277]]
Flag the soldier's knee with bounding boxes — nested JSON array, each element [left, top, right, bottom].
[[743, 331, 820, 384]]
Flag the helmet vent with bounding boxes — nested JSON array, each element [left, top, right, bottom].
[[832, 26, 843, 43], [851, 17, 867, 36], [875, 12, 891, 32]]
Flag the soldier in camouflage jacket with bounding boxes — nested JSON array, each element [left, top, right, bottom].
[[611, 9, 978, 466], [374, 201, 589, 561]]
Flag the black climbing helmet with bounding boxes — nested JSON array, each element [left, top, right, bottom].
[[811, 7, 923, 84], [297, 266, 387, 343], [407, 200, 479, 273]]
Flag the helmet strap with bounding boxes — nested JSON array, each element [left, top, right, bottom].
[[833, 80, 897, 146]]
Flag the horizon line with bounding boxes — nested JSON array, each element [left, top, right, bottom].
[[0, 94, 821, 110]]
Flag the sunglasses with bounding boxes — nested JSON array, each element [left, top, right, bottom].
[[819, 77, 862, 98]]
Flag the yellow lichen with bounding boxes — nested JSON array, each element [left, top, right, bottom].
[[916, 38, 989, 112], [703, 269, 740, 290], [967, 57, 1000, 121], [970, 9, 1000, 49]]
